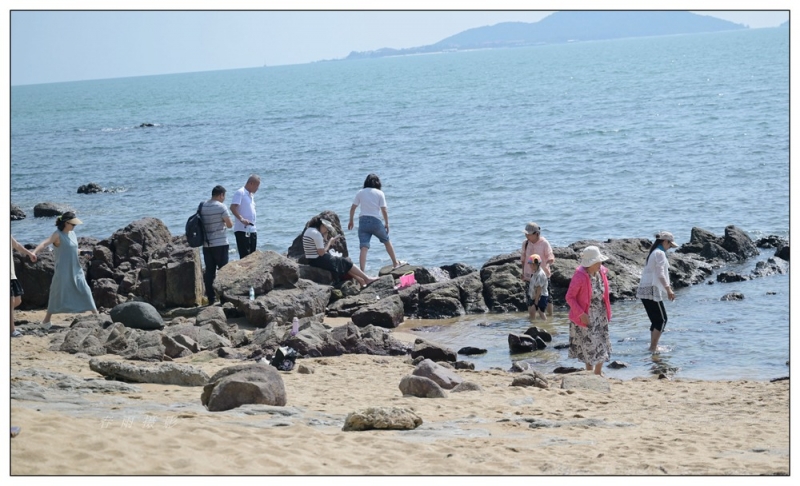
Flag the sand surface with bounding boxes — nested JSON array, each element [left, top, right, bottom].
[[6, 310, 790, 476]]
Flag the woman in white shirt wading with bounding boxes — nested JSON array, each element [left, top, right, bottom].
[[636, 231, 678, 352]]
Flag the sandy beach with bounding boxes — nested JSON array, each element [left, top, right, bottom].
[[6, 309, 789, 476]]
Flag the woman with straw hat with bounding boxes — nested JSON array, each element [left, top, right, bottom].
[[33, 211, 98, 327], [565, 245, 612, 376]]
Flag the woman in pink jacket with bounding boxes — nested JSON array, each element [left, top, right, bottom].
[[565, 245, 612, 376]]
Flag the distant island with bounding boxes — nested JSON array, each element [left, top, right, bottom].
[[344, 11, 748, 61]]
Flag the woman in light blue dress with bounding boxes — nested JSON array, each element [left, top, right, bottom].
[[33, 212, 97, 325]]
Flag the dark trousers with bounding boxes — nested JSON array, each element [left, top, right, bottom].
[[234, 231, 257, 259], [202, 245, 229, 303]]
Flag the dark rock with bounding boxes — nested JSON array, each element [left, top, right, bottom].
[[524, 326, 552, 343], [342, 407, 422, 431], [92, 278, 124, 309], [214, 250, 300, 304], [717, 272, 750, 283], [508, 333, 539, 354], [775, 245, 790, 261], [241, 279, 330, 328], [298, 264, 335, 285], [457, 346, 487, 356], [10, 204, 26, 220], [164, 324, 232, 350], [721, 292, 745, 301], [110, 301, 164, 330], [398, 375, 446, 398], [201, 363, 287, 411], [751, 258, 789, 279], [13, 249, 56, 309], [480, 260, 526, 312], [553, 366, 582, 374], [351, 294, 405, 328], [721, 225, 759, 260], [441, 262, 478, 279], [410, 338, 457, 362], [33, 202, 74, 218], [77, 182, 104, 194], [756, 235, 787, 249], [608, 360, 628, 369]]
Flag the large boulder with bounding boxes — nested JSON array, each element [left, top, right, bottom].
[[213, 251, 300, 303], [201, 363, 287, 411], [241, 279, 330, 328], [480, 255, 526, 312], [410, 338, 457, 362], [351, 294, 405, 328], [33, 202, 74, 218], [13, 248, 56, 309], [330, 323, 410, 356], [110, 301, 164, 330], [108, 217, 173, 263], [411, 359, 464, 390], [398, 375, 446, 398]]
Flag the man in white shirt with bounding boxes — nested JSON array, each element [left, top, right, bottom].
[[230, 174, 260, 259]]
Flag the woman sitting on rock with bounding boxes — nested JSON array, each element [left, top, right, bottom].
[[303, 216, 378, 287]]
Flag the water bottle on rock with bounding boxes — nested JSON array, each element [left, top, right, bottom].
[[249, 286, 255, 301], [291, 317, 299, 336]]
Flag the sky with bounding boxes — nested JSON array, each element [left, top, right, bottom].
[[3, 3, 791, 86]]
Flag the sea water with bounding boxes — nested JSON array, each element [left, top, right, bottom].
[[10, 28, 789, 380]]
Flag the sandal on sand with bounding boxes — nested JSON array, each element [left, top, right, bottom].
[[11, 330, 22, 337]]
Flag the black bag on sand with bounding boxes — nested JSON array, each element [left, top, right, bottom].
[[271, 346, 298, 371], [185, 202, 206, 248]]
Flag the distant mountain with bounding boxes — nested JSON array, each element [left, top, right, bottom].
[[780, 20, 789, 28], [344, 11, 747, 61]]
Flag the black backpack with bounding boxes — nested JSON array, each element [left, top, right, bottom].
[[185, 202, 206, 248]]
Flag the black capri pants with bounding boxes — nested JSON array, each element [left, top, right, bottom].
[[641, 298, 667, 332]]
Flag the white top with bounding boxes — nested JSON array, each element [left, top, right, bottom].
[[231, 186, 256, 232], [636, 248, 671, 301], [528, 268, 549, 298], [352, 188, 387, 219], [303, 227, 324, 259]]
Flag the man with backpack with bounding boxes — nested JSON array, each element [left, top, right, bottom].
[[200, 185, 233, 305]]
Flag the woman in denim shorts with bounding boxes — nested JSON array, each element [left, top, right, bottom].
[[347, 173, 405, 271]]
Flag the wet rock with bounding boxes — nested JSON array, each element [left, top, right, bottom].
[[751, 257, 789, 279], [721, 292, 745, 301], [77, 182, 104, 194], [524, 326, 552, 343], [33, 202, 74, 218], [508, 333, 543, 354], [608, 360, 628, 369], [454, 360, 475, 370], [458, 346, 487, 356], [10, 204, 26, 220], [553, 366, 583, 374], [717, 272, 750, 283], [410, 338, 457, 362]]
